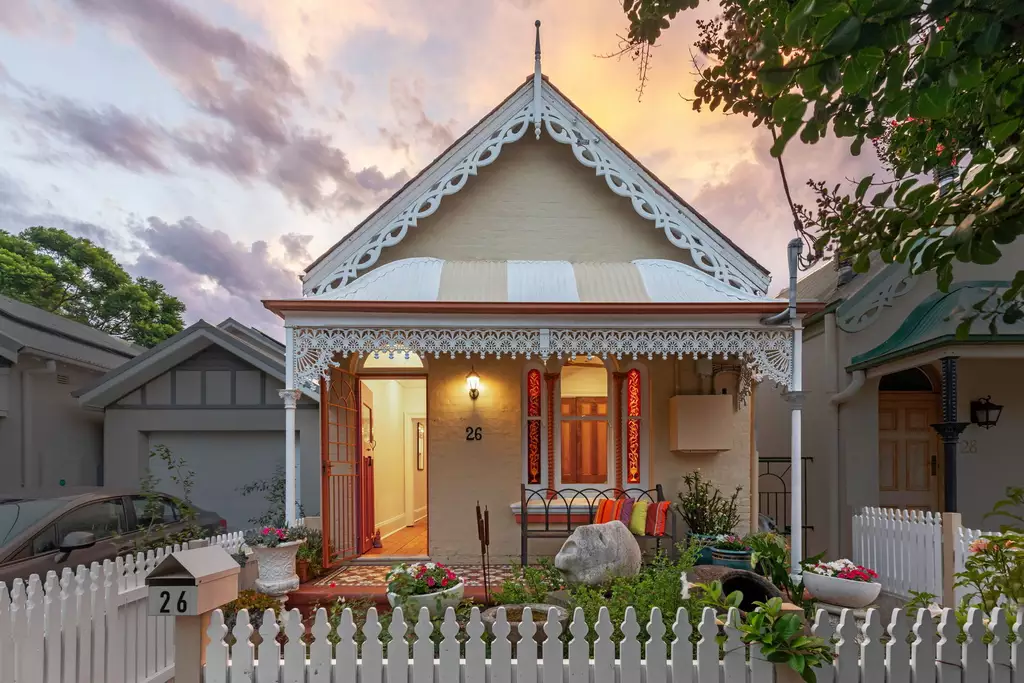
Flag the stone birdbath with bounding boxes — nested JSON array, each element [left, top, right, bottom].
[[481, 604, 569, 645]]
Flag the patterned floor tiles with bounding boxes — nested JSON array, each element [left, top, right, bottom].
[[314, 563, 519, 588]]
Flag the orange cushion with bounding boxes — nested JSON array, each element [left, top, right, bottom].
[[653, 501, 671, 536], [593, 499, 612, 524]]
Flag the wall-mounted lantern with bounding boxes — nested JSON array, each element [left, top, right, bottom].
[[970, 396, 1003, 429], [466, 367, 481, 400]]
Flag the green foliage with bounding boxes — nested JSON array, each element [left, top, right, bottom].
[[291, 527, 326, 577], [491, 558, 567, 605], [567, 543, 701, 645], [691, 579, 744, 611], [904, 590, 938, 611], [237, 465, 304, 528], [746, 532, 823, 618], [955, 487, 1024, 616], [620, 0, 1024, 328], [738, 598, 833, 683], [0, 227, 184, 347], [222, 590, 283, 633], [676, 470, 742, 535], [134, 445, 205, 552]]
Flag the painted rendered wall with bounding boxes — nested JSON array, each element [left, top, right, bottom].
[[0, 356, 105, 492], [372, 136, 698, 273], [956, 358, 1024, 530], [425, 355, 754, 563]]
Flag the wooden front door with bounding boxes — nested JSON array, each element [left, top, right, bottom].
[[321, 367, 361, 565], [358, 383, 376, 554], [878, 394, 941, 511]]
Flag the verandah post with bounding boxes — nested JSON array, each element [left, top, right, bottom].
[[282, 325, 300, 527], [787, 318, 805, 576]]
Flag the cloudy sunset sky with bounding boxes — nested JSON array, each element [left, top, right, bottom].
[[0, 0, 883, 334]]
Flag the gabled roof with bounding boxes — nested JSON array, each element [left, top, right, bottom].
[[217, 318, 284, 358], [303, 74, 771, 299], [849, 281, 1024, 370], [0, 294, 140, 370], [311, 257, 775, 303], [75, 320, 316, 408]]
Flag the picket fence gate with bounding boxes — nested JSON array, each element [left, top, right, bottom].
[[0, 531, 248, 683], [205, 603, 1023, 683]]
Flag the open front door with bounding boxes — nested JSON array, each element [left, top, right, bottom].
[[321, 367, 361, 565], [358, 383, 376, 554]]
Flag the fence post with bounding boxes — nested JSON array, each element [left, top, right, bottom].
[[941, 512, 961, 607]]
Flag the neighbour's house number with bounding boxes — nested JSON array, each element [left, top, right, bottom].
[[148, 585, 198, 616], [466, 426, 483, 441]]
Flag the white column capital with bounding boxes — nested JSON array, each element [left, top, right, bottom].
[[279, 388, 302, 408]]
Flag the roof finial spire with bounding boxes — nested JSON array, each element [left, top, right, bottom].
[[533, 20, 543, 140]]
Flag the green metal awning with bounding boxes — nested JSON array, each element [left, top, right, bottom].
[[848, 280, 1024, 370]]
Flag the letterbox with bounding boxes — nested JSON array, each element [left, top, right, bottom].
[[146, 545, 240, 617]]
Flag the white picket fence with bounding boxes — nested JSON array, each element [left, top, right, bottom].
[[0, 531, 248, 683], [204, 603, 1022, 682], [851, 507, 996, 603], [851, 507, 945, 599]]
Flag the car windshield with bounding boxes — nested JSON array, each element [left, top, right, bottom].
[[0, 500, 67, 545]]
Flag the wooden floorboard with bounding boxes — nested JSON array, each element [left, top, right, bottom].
[[362, 518, 427, 557]]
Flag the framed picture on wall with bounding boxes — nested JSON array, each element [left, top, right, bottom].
[[416, 422, 425, 470]]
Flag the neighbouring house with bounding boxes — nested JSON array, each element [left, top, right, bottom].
[[74, 319, 320, 530], [262, 33, 819, 566], [0, 294, 140, 491], [757, 239, 1024, 559]]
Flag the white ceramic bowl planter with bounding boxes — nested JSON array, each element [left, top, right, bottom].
[[387, 583, 465, 617], [803, 571, 881, 609], [253, 540, 305, 597]]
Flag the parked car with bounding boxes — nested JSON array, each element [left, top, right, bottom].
[[0, 488, 225, 587]]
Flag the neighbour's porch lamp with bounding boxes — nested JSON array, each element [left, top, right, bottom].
[[970, 396, 1003, 429]]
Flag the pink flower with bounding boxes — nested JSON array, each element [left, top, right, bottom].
[[441, 578, 448, 587], [426, 577, 436, 587], [262, 527, 271, 535], [329, 582, 337, 588], [970, 538, 990, 553]]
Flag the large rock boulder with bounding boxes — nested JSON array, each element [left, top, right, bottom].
[[554, 521, 642, 585]]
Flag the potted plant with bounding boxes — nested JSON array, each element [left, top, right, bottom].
[[244, 526, 305, 598], [289, 527, 324, 584], [803, 559, 881, 608], [710, 534, 754, 570], [676, 471, 742, 564], [386, 562, 464, 617]]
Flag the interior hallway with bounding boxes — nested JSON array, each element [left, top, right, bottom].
[[361, 517, 428, 558]]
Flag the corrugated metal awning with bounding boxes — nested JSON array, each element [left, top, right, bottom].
[[311, 258, 774, 304]]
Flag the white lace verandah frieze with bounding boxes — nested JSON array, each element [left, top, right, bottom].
[[292, 327, 793, 390]]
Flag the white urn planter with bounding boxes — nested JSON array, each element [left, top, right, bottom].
[[253, 540, 304, 597], [387, 583, 465, 618], [803, 572, 881, 608]]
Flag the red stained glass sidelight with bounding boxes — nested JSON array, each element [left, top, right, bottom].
[[626, 368, 641, 484], [527, 420, 542, 484], [527, 369, 541, 417]]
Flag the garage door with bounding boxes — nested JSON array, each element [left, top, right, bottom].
[[147, 431, 283, 531]]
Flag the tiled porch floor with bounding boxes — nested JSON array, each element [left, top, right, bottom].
[[313, 563, 519, 588]]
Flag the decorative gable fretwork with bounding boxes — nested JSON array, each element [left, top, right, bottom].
[[291, 326, 793, 391], [307, 84, 768, 298]]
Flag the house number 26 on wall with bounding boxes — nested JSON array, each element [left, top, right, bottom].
[[466, 426, 483, 441]]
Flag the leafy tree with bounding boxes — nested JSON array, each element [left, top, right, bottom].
[[0, 226, 184, 346], [621, 0, 1024, 328]]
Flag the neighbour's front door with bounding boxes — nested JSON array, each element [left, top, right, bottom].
[[878, 394, 941, 510], [321, 367, 362, 565], [358, 383, 376, 554]]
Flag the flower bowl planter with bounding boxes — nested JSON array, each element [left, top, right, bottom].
[[253, 540, 304, 597], [803, 572, 881, 609], [711, 547, 754, 570], [387, 582, 465, 618]]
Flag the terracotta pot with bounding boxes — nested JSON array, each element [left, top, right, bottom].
[[388, 583, 465, 618], [253, 540, 304, 597], [803, 572, 881, 608], [296, 559, 311, 584]]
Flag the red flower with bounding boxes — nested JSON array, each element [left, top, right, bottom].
[[427, 577, 436, 587], [441, 578, 448, 587]]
